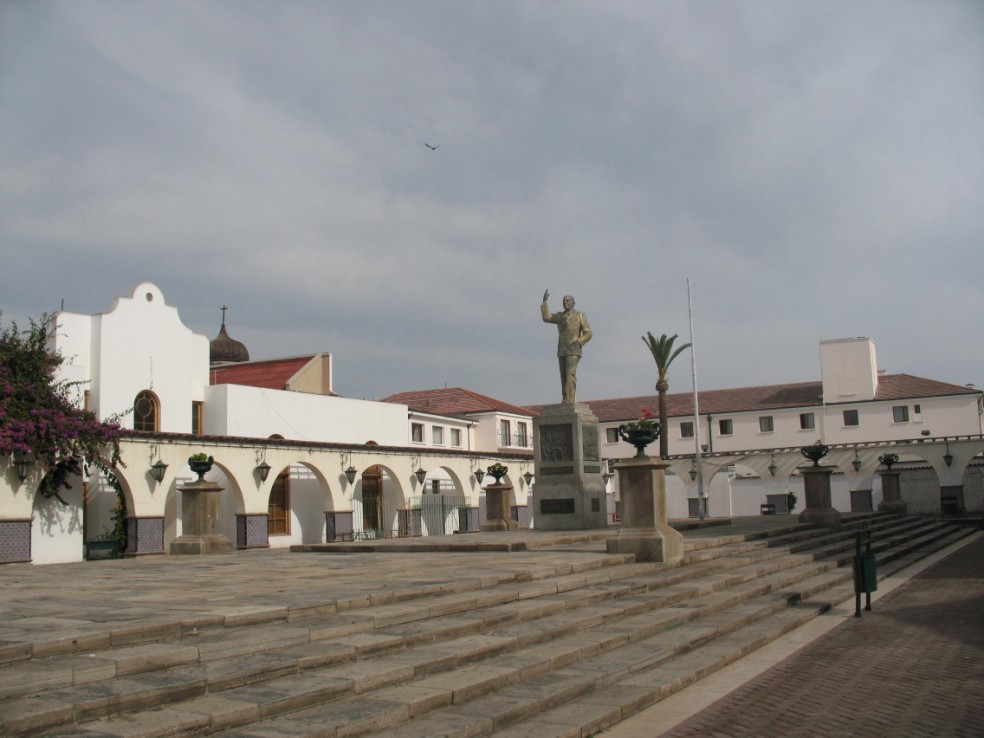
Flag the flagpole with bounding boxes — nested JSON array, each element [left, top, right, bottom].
[[687, 279, 705, 520]]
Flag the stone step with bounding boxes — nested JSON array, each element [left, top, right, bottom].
[[0, 516, 928, 712], [10, 519, 973, 738]]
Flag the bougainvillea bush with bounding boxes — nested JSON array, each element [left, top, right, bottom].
[[0, 314, 125, 502]]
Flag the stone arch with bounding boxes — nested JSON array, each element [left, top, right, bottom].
[[354, 464, 407, 537], [262, 459, 335, 546]]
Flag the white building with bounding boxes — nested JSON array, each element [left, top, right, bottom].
[[0, 283, 531, 564], [578, 337, 983, 519]]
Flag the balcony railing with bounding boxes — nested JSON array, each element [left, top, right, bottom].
[[498, 432, 532, 449]]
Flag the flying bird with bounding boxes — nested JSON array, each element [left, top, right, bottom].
[[424, 143, 440, 150]]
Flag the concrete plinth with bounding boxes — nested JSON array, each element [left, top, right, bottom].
[[532, 403, 608, 530], [798, 466, 841, 528], [169, 481, 235, 555], [481, 483, 519, 531], [877, 470, 907, 514], [607, 457, 683, 563]]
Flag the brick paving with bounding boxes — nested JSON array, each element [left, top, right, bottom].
[[656, 536, 984, 738]]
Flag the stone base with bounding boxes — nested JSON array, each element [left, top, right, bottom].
[[170, 534, 235, 555], [482, 484, 519, 532], [799, 466, 841, 529], [798, 507, 842, 528], [877, 499, 908, 515], [532, 403, 608, 530], [607, 527, 683, 564]]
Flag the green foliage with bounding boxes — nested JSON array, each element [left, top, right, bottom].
[[1, 314, 126, 502], [641, 332, 691, 384]]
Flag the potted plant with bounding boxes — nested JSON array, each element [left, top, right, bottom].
[[800, 441, 829, 466], [878, 452, 899, 469], [188, 453, 214, 482], [486, 462, 508, 484], [618, 407, 661, 458]]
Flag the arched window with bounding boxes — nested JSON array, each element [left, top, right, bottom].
[[133, 390, 159, 432]]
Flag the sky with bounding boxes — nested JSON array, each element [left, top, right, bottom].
[[2, 1, 982, 406]]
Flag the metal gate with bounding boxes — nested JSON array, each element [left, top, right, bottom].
[[410, 495, 469, 536]]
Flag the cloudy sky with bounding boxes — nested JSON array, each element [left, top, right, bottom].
[[2, 1, 982, 406]]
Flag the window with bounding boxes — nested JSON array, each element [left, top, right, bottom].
[[499, 419, 511, 446], [913, 404, 922, 421], [800, 413, 815, 430], [759, 416, 774, 433], [680, 422, 694, 439], [432, 426, 444, 445], [268, 469, 290, 535], [893, 405, 909, 423], [843, 409, 859, 427], [718, 418, 733, 436], [450, 428, 462, 447], [411, 423, 424, 443], [192, 401, 204, 435], [517, 423, 528, 447], [606, 427, 619, 443], [133, 390, 159, 432]]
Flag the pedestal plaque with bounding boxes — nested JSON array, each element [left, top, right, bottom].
[[170, 481, 235, 555], [532, 403, 608, 530]]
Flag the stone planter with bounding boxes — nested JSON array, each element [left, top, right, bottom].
[[618, 425, 660, 458]]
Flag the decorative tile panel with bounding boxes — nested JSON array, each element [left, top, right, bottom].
[[126, 517, 164, 555], [0, 520, 31, 563], [236, 514, 269, 548], [325, 511, 354, 542]]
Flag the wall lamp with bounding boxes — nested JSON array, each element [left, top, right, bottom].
[[340, 451, 358, 486], [150, 460, 169, 483], [474, 468, 485, 483], [852, 447, 862, 473], [944, 440, 953, 467], [412, 455, 427, 485], [689, 459, 698, 482], [148, 442, 167, 484], [523, 471, 534, 485], [768, 454, 777, 477], [15, 455, 32, 482], [254, 448, 271, 482]]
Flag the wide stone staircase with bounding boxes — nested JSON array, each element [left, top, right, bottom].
[[0, 514, 975, 738]]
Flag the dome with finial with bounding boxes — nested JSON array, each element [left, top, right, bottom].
[[210, 305, 250, 364]]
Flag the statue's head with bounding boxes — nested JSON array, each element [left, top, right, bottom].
[[562, 295, 575, 309]]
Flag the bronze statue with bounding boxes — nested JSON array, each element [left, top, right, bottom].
[[541, 290, 592, 403]]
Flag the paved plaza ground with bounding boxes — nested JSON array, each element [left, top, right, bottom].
[[606, 531, 983, 738], [0, 518, 979, 737]]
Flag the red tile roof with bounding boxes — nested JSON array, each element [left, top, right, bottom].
[[383, 387, 538, 418], [531, 374, 979, 423], [209, 357, 314, 390]]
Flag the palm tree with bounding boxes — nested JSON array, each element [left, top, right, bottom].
[[642, 332, 692, 459]]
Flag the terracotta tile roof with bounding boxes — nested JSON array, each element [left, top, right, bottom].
[[382, 387, 538, 418], [209, 357, 314, 390], [530, 374, 979, 423]]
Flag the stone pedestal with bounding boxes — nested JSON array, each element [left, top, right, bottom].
[[798, 466, 841, 528], [481, 483, 518, 531], [170, 481, 235, 555], [877, 470, 906, 514], [532, 403, 608, 530], [607, 458, 683, 563]]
